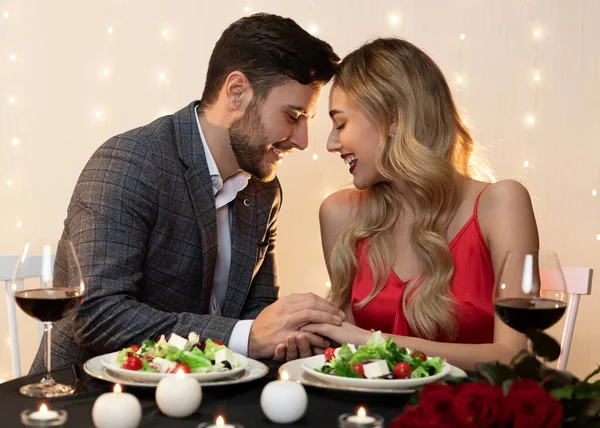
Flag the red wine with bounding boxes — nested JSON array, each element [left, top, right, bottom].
[[494, 297, 566, 333], [14, 288, 82, 322]]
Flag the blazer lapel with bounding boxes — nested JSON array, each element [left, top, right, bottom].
[[221, 183, 270, 318], [174, 102, 217, 313]]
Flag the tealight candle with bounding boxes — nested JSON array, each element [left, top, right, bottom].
[[92, 384, 142, 428], [21, 403, 68, 427], [196, 415, 243, 428], [260, 370, 308, 424], [156, 369, 202, 417], [338, 407, 384, 428]]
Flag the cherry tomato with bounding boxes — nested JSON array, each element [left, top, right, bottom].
[[411, 350, 427, 361], [351, 363, 365, 378], [393, 362, 412, 379], [324, 347, 336, 361], [172, 363, 191, 374], [213, 340, 223, 346], [129, 344, 141, 352], [122, 356, 143, 371]]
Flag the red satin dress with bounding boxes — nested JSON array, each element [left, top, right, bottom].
[[352, 189, 495, 343]]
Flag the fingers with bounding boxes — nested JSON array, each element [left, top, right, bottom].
[[284, 293, 345, 319], [288, 308, 343, 329], [312, 346, 326, 355], [273, 343, 286, 361], [296, 333, 312, 359], [305, 332, 330, 349], [285, 335, 299, 361]]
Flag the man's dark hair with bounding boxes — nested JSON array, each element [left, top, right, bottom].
[[200, 13, 339, 108]]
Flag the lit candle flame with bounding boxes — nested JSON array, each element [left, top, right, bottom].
[[114, 384, 122, 393], [216, 415, 225, 426], [358, 407, 366, 417], [280, 370, 289, 381], [39, 403, 48, 413], [80, 281, 85, 293]]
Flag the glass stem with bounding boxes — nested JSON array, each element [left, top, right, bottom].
[[41, 322, 55, 385]]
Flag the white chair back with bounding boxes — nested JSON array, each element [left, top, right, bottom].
[[541, 266, 594, 371], [0, 254, 54, 378]]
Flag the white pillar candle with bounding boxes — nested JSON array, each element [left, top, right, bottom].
[[260, 370, 308, 424], [92, 384, 142, 428], [155, 370, 202, 418]]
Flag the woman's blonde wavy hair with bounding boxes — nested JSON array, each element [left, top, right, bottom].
[[328, 38, 481, 341]]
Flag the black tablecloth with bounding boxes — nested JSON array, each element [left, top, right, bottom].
[[0, 362, 408, 427]]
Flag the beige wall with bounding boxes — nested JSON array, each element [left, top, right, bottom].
[[1, 0, 598, 381]]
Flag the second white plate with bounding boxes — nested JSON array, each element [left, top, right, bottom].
[[287, 355, 459, 392]]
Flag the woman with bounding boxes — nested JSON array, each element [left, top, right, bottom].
[[297, 38, 538, 370]]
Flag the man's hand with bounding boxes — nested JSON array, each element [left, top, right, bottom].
[[248, 293, 344, 359]]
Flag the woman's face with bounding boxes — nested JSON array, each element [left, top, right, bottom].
[[327, 86, 386, 189]]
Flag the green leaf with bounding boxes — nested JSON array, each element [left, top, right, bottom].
[[526, 329, 561, 362], [512, 353, 543, 380], [476, 361, 517, 385], [575, 397, 600, 425], [551, 385, 575, 400], [337, 344, 354, 361]]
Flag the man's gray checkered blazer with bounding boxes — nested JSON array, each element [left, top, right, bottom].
[[30, 101, 281, 372]]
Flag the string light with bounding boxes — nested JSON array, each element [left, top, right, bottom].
[[455, 76, 463, 84], [8, 96, 15, 104], [161, 29, 168, 37], [325, 281, 331, 288], [533, 28, 542, 39], [159, 72, 165, 80], [526, 115, 535, 125], [533, 72, 541, 82], [596, 234, 600, 241], [459, 33, 466, 40], [312, 154, 318, 160], [103, 68, 110, 76], [592, 190, 598, 196], [107, 26, 114, 35], [3, 12, 9, 18], [95, 110, 102, 118], [6, 180, 13, 187], [524, 161, 530, 167], [308, 24, 318, 35], [11, 138, 20, 146], [16, 221, 22, 228], [389, 14, 399, 26], [323, 194, 329, 199], [10, 54, 16, 61], [7, 338, 10, 346], [244, 6, 250, 13]]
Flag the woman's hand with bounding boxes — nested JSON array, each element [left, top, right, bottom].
[[299, 321, 371, 346]]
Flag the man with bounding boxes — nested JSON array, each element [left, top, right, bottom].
[[31, 13, 341, 372]]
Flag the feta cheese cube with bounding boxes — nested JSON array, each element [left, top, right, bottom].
[[168, 333, 189, 351], [151, 357, 176, 373], [362, 360, 391, 379], [214, 348, 234, 365], [348, 344, 357, 353]]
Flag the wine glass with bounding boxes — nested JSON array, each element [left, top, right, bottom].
[[493, 249, 568, 354], [12, 239, 85, 397]]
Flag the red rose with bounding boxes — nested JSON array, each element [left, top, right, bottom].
[[504, 379, 563, 428], [452, 381, 504, 427], [391, 384, 457, 428]]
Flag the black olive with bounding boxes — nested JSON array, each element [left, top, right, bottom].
[[222, 361, 232, 370]]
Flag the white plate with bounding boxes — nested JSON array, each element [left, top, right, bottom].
[[296, 355, 455, 391], [99, 351, 248, 383], [84, 352, 268, 388]]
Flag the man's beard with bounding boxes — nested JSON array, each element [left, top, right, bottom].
[[229, 99, 277, 182]]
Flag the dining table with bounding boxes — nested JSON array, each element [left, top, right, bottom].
[[0, 360, 409, 427]]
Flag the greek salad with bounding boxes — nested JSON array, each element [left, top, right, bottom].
[[316, 331, 444, 380], [116, 332, 240, 374]]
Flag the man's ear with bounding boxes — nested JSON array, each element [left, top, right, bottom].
[[223, 71, 253, 112]]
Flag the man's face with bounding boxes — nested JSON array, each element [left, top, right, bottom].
[[229, 80, 322, 182]]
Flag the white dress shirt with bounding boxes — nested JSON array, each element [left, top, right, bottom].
[[194, 107, 253, 356]]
